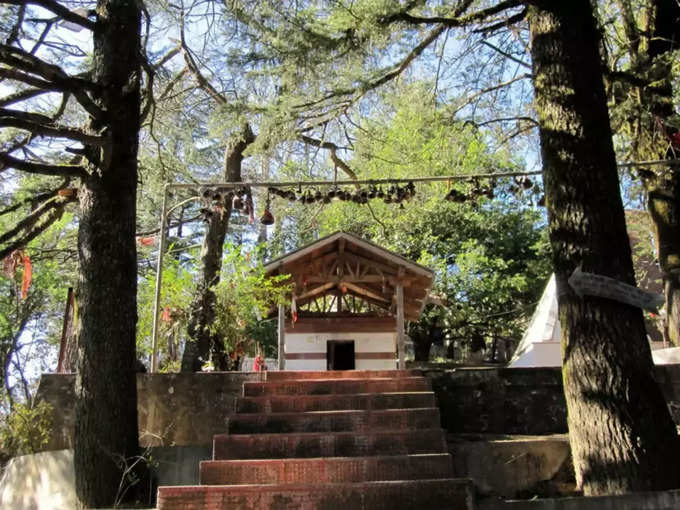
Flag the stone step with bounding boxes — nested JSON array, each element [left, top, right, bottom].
[[265, 369, 422, 381], [226, 407, 441, 434], [242, 377, 431, 397], [235, 391, 436, 413], [157, 478, 475, 510], [199, 453, 454, 485], [213, 428, 448, 460]]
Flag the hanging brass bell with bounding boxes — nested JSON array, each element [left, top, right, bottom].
[[260, 209, 275, 225], [232, 194, 244, 210]]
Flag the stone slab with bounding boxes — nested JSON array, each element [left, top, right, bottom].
[[265, 370, 422, 380], [226, 407, 441, 434], [157, 478, 476, 510], [199, 454, 454, 485], [213, 428, 448, 460], [236, 391, 436, 413], [447, 434, 573, 498], [242, 377, 431, 396]]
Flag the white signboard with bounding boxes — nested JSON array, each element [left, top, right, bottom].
[[568, 265, 664, 312]]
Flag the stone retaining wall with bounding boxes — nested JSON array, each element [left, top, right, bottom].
[[36, 372, 263, 450], [36, 366, 680, 450]]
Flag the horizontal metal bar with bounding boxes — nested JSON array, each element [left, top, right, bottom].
[[162, 158, 680, 191]]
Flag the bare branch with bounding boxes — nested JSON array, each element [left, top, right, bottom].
[[452, 73, 532, 115], [5, 3, 25, 46], [0, 87, 52, 107], [0, 0, 96, 31], [0, 152, 86, 177], [0, 45, 103, 118], [299, 135, 358, 180], [380, 0, 522, 27], [0, 115, 105, 145], [473, 8, 527, 34], [474, 116, 538, 128], [481, 40, 530, 69], [0, 188, 62, 217], [0, 196, 71, 260], [180, 22, 226, 105], [0, 194, 70, 246]]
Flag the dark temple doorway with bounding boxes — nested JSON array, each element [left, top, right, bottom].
[[327, 340, 355, 370]]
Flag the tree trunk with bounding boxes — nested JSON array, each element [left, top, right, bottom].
[[641, 0, 680, 345], [73, 0, 146, 507], [181, 125, 254, 372], [528, 0, 680, 496]]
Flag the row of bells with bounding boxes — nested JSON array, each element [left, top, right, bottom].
[[198, 176, 543, 225]]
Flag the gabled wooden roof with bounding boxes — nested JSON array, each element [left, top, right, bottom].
[[264, 231, 434, 321]]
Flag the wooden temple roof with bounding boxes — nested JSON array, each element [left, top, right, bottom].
[[263, 231, 435, 321]]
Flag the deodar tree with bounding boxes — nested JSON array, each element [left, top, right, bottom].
[[0, 0, 148, 506], [528, 0, 680, 494]]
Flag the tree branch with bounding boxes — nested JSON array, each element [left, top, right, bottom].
[[0, 116, 105, 145], [379, 0, 522, 27], [294, 25, 446, 112], [0, 152, 86, 177], [180, 24, 226, 105], [481, 40, 530, 69], [0, 188, 61, 217], [0, 87, 52, 108], [299, 135, 358, 180], [0, 45, 102, 118], [0, 0, 96, 31], [0, 196, 71, 260], [0, 194, 68, 245]]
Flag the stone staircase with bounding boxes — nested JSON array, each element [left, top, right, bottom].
[[157, 370, 475, 509]]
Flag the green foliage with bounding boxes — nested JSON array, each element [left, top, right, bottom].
[[0, 401, 53, 460], [267, 83, 550, 360], [211, 244, 291, 360], [137, 252, 195, 370]]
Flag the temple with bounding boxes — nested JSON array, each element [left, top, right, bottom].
[[263, 231, 434, 370]]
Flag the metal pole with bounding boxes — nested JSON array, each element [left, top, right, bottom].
[[278, 304, 285, 370], [150, 185, 170, 373], [396, 283, 405, 370]]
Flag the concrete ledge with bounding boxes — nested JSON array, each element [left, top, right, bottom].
[[448, 434, 573, 498], [0, 447, 211, 510], [479, 489, 680, 510]]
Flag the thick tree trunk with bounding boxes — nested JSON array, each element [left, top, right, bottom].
[[528, 1, 680, 496], [73, 0, 145, 507], [181, 125, 254, 372], [642, 0, 680, 345]]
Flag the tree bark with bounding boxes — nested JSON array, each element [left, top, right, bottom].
[[73, 0, 146, 506], [181, 124, 254, 372], [640, 0, 680, 345], [528, 0, 680, 496]]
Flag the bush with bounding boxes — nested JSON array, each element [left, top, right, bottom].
[[0, 400, 53, 460]]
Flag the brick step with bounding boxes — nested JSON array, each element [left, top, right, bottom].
[[243, 377, 431, 396], [265, 369, 422, 381], [226, 407, 441, 434], [213, 428, 448, 460], [157, 478, 475, 510], [200, 453, 454, 485], [235, 391, 436, 413]]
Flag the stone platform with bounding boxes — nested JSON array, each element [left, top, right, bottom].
[[156, 370, 475, 509]]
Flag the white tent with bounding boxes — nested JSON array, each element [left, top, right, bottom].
[[508, 275, 561, 367], [508, 274, 679, 367]]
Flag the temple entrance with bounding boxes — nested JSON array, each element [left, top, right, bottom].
[[327, 340, 355, 370]]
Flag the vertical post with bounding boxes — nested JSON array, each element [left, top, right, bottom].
[[150, 185, 170, 373], [278, 304, 285, 370], [396, 282, 405, 370]]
